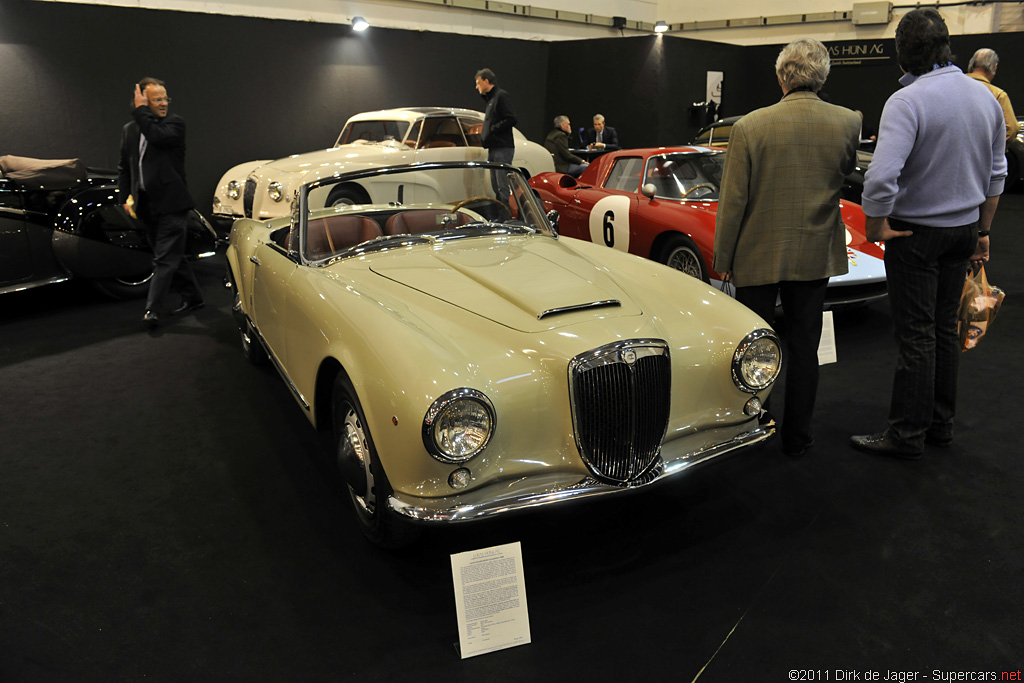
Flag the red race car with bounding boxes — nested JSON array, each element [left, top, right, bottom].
[[529, 146, 887, 307]]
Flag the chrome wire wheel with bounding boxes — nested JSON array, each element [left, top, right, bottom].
[[660, 234, 709, 283], [340, 406, 376, 518], [666, 244, 702, 279]]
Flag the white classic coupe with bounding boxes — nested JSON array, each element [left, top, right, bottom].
[[212, 107, 554, 226]]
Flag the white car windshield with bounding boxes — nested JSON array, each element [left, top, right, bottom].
[[640, 152, 724, 201], [336, 120, 411, 146], [301, 164, 554, 262]]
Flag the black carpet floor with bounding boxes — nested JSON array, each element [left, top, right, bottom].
[[2, 198, 1022, 682]]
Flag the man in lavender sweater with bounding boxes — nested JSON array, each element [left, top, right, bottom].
[[850, 8, 1006, 459]]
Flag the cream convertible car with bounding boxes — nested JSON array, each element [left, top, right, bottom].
[[212, 107, 554, 226], [226, 161, 782, 546]]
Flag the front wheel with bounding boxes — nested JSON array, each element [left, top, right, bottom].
[[332, 375, 418, 547], [659, 234, 709, 283]]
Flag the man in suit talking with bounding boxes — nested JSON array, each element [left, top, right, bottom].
[[118, 77, 203, 329], [584, 114, 619, 151], [713, 39, 860, 457]]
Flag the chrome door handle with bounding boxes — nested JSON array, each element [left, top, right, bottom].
[[249, 256, 261, 266]]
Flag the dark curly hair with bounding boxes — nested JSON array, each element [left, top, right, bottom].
[[895, 9, 954, 76]]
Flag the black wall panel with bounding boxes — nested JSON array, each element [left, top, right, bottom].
[[2, 0, 1022, 213], [545, 35, 748, 149], [746, 31, 1024, 138], [0, 0, 549, 210]]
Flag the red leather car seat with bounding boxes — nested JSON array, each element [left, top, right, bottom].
[[305, 215, 382, 258], [384, 209, 472, 235]]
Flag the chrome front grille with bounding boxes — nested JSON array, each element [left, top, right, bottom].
[[568, 340, 671, 485], [243, 178, 257, 218]]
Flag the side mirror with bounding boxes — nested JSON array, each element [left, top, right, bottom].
[[546, 209, 560, 234], [558, 174, 578, 189], [641, 183, 657, 200]]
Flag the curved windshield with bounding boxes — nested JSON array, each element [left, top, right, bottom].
[[642, 153, 724, 201], [302, 164, 554, 262], [335, 120, 411, 146]]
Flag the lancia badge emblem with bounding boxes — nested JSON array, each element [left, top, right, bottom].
[[621, 347, 637, 364]]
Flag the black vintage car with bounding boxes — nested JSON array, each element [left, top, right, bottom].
[[0, 155, 218, 299]]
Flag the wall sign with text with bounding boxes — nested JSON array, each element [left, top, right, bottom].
[[827, 41, 893, 67]]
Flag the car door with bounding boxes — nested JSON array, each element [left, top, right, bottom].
[[0, 179, 34, 287], [559, 156, 643, 256], [251, 239, 299, 366]]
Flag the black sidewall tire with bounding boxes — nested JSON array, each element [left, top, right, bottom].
[[331, 374, 418, 548], [327, 185, 369, 208]]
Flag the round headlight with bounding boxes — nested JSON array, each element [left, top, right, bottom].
[[268, 181, 284, 202], [732, 329, 781, 393], [226, 180, 241, 200], [423, 389, 495, 463]]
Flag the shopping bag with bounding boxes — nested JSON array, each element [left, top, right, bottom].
[[957, 263, 1004, 351]]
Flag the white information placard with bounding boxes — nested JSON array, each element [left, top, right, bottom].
[[451, 541, 531, 659], [818, 310, 837, 365]]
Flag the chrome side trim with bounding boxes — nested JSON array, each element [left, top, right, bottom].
[[388, 417, 775, 523], [538, 299, 621, 320], [0, 207, 27, 217], [0, 275, 72, 295]]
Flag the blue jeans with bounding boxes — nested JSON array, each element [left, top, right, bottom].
[[884, 220, 977, 448], [486, 147, 515, 196]]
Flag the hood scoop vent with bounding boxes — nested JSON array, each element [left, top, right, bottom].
[[538, 300, 621, 320]]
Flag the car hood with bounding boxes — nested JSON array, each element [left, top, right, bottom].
[[257, 141, 417, 176], [366, 235, 643, 333]]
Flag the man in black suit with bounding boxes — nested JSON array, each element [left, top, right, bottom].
[[118, 77, 202, 329], [584, 114, 620, 151]]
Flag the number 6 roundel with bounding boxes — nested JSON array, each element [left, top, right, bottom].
[[588, 195, 632, 254]]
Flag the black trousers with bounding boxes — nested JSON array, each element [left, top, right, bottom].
[[736, 278, 828, 452], [139, 202, 202, 313], [883, 220, 977, 448]]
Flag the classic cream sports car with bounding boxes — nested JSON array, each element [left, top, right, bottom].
[[212, 107, 554, 226], [225, 161, 781, 546]]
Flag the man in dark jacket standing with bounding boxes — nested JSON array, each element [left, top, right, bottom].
[[118, 77, 202, 328], [544, 116, 588, 177], [475, 68, 517, 165]]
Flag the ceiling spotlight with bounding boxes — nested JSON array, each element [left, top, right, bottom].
[[654, 20, 668, 33], [352, 16, 369, 31]]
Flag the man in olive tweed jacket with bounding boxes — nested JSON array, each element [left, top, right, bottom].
[[713, 39, 860, 456]]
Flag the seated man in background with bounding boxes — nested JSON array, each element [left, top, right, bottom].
[[545, 115, 589, 177], [585, 114, 620, 151]]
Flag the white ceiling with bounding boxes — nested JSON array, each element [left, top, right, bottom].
[[36, 0, 1024, 45]]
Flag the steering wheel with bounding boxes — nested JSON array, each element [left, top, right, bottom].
[[449, 196, 506, 213], [682, 184, 715, 199]]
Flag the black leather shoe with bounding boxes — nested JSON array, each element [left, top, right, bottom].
[[850, 432, 922, 460], [924, 432, 953, 447], [171, 299, 204, 315], [783, 439, 814, 457], [142, 310, 159, 328]]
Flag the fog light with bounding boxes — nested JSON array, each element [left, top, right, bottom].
[[744, 396, 762, 416], [449, 468, 471, 490]]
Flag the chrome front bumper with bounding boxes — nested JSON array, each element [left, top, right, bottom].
[[388, 415, 775, 523]]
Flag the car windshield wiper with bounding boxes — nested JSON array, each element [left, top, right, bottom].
[[442, 221, 538, 236]]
